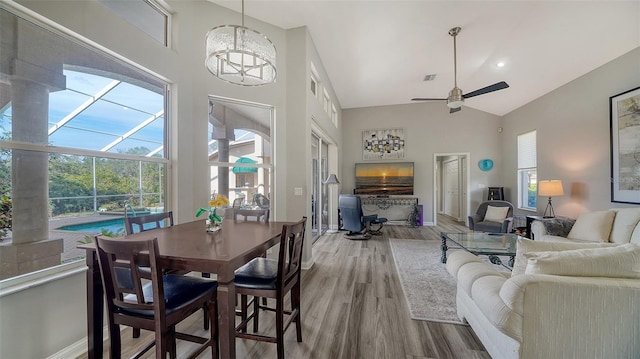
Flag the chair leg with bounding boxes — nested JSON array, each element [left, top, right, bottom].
[[132, 327, 141, 338], [203, 306, 209, 330], [253, 295, 260, 333], [276, 298, 285, 359], [108, 324, 121, 359], [292, 284, 302, 342], [240, 295, 248, 333]]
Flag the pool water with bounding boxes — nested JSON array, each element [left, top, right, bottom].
[[57, 217, 165, 234]]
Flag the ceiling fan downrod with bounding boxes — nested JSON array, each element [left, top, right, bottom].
[[447, 27, 464, 109]]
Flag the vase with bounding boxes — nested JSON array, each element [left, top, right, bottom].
[[206, 219, 222, 232]]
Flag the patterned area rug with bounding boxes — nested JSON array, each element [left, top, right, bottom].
[[388, 237, 462, 324]]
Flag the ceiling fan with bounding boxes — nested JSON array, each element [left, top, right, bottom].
[[412, 27, 509, 113]]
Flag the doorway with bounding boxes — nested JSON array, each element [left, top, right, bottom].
[[433, 153, 470, 226]]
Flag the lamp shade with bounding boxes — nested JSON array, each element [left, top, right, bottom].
[[538, 180, 564, 197], [324, 174, 340, 185]]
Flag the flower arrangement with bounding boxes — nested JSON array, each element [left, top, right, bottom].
[[196, 193, 229, 231]]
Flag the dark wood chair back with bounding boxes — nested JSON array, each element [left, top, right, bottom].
[[94, 235, 217, 358], [277, 217, 306, 290], [124, 211, 173, 235], [234, 217, 307, 358], [95, 236, 162, 314]]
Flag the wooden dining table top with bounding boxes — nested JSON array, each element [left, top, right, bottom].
[[80, 218, 292, 280]]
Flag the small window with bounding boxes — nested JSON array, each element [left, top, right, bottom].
[[517, 130, 537, 210], [98, 0, 170, 46], [323, 90, 331, 114], [310, 75, 317, 96], [331, 105, 338, 126]]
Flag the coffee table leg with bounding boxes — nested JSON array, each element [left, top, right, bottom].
[[440, 235, 448, 263], [509, 256, 515, 268]]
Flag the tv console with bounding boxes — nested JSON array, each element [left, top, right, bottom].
[[359, 195, 419, 224]]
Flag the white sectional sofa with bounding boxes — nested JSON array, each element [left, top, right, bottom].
[[446, 238, 640, 358], [531, 207, 640, 244]]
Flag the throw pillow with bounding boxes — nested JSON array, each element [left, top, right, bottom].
[[511, 239, 616, 277], [484, 205, 509, 223], [567, 210, 616, 242], [523, 243, 640, 279], [608, 208, 640, 244]]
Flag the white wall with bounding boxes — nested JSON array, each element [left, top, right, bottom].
[[501, 47, 640, 218], [342, 102, 503, 223]]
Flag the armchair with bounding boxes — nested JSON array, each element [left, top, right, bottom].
[[468, 200, 513, 233], [338, 195, 387, 239]]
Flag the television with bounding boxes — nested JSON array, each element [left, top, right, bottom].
[[354, 162, 414, 195]]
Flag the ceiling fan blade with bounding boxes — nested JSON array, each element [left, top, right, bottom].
[[411, 98, 447, 101], [462, 81, 509, 99], [450, 107, 462, 114]]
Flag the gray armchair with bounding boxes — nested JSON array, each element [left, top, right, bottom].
[[468, 200, 514, 233]]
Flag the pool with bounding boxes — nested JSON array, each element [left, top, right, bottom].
[[57, 217, 165, 234]]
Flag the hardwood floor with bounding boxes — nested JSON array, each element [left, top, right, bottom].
[[92, 215, 490, 359]]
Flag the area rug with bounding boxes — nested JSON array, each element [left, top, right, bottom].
[[388, 237, 462, 324]]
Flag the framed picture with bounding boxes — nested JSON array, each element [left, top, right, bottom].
[[610, 86, 640, 204], [363, 128, 405, 160]]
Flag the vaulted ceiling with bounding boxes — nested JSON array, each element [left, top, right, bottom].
[[209, 1, 640, 116]]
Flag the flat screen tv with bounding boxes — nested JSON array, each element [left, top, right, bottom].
[[354, 162, 414, 195]]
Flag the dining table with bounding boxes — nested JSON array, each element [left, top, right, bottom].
[[79, 218, 293, 359]]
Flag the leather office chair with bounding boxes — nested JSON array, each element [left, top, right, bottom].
[[234, 217, 307, 359], [94, 236, 218, 359], [468, 200, 514, 233], [338, 194, 387, 239]]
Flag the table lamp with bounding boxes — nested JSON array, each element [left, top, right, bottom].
[[538, 180, 564, 218]]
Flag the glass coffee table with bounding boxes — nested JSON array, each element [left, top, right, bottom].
[[440, 232, 524, 268]]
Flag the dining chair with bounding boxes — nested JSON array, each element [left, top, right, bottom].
[[123, 210, 208, 338], [124, 211, 174, 235], [94, 236, 218, 359], [228, 208, 270, 223], [234, 217, 307, 359], [228, 207, 271, 321]]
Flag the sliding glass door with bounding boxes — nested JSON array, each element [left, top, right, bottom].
[[311, 133, 329, 242]]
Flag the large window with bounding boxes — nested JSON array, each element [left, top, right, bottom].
[[0, 8, 168, 279], [517, 130, 537, 211], [207, 97, 273, 211]]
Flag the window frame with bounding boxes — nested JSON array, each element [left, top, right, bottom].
[[517, 130, 537, 211]]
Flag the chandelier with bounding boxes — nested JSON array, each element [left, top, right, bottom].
[[205, 0, 277, 86]]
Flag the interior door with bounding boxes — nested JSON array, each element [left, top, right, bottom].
[[443, 158, 459, 219]]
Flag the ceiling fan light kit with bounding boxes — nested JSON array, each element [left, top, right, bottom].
[[412, 26, 509, 113]]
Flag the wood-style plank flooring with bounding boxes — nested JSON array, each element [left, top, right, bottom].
[[90, 215, 490, 359]]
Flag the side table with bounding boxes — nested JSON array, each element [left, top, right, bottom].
[[525, 215, 547, 239]]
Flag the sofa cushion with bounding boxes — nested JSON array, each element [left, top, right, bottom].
[[485, 205, 509, 223], [567, 210, 616, 242], [524, 243, 640, 279], [511, 239, 616, 277], [609, 208, 640, 244]]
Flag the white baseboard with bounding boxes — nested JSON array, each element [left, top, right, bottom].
[[423, 221, 435, 226], [47, 326, 113, 359]]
